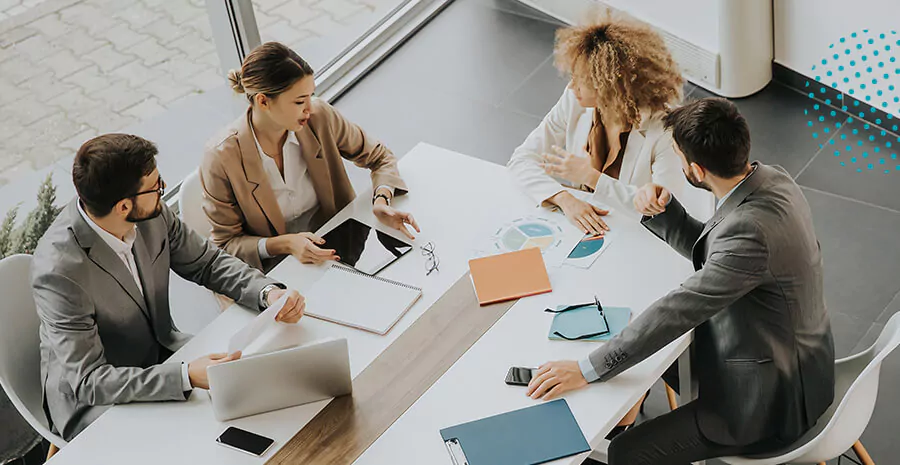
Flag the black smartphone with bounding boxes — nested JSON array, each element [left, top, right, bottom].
[[216, 427, 275, 457], [505, 366, 536, 386]]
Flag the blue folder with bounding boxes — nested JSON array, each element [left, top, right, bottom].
[[439, 399, 590, 465], [548, 305, 632, 342]]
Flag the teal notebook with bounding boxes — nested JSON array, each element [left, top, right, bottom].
[[548, 305, 632, 342], [440, 399, 590, 465]]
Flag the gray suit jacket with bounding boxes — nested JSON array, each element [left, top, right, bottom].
[[32, 200, 278, 440], [586, 163, 835, 446]]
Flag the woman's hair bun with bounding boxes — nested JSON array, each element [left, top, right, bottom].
[[227, 69, 245, 94]]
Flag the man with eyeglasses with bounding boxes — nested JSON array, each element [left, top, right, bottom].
[[32, 134, 306, 441]]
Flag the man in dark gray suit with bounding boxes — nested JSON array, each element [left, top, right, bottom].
[[32, 134, 307, 441], [527, 98, 835, 464]]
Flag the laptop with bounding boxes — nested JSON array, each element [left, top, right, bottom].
[[207, 338, 352, 421]]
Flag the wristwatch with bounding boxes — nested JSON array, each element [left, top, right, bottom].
[[373, 192, 391, 206], [259, 283, 283, 309]]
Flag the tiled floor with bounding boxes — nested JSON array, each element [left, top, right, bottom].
[[334, 0, 900, 464]]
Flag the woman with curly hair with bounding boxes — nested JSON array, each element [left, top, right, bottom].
[[507, 13, 684, 235]]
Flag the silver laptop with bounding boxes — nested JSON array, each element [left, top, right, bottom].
[[207, 338, 352, 421]]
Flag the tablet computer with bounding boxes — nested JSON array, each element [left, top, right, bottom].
[[321, 218, 413, 275]]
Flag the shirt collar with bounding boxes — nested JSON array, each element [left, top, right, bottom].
[[76, 200, 137, 254], [716, 165, 757, 210], [249, 123, 299, 160]]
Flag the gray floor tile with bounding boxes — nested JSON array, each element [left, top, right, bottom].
[[851, 322, 886, 355], [713, 83, 840, 177], [796, 117, 900, 211], [366, 0, 559, 108], [803, 187, 900, 328], [499, 54, 568, 119], [830, 310, 878, 358], [336, 81, 540, 164], [876, 291, 900, 324]]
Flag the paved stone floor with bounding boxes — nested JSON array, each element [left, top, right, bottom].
[[0, 0, 397, 187]]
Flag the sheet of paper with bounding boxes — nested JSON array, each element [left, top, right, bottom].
[[227, 294, 287, 353], [564, 233, 612, 269]]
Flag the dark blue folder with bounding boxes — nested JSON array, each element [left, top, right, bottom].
[[439, 399, 591, 465]]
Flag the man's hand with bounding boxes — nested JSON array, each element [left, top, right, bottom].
[[267, 288, 305, 323], [188, 352, 241, 389], [526, 361, 588, 400], [373, 203, 420, 240], [541, 146, 599, 187], [634, 183, 671, 216], [289, 232, 339, 264], [551, 192, 610, 236]]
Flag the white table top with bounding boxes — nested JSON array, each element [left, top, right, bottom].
[[48, 143, 710, 465]]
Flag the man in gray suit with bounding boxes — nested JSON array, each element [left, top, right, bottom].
[[526, 98, 835, 464], [32, 134, 306, 441]]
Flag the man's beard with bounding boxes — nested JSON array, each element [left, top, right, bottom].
[[126, 201, 162, 223], [683, 168, 711, 192]]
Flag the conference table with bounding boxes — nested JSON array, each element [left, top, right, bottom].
[[47, 143, 711, 465]]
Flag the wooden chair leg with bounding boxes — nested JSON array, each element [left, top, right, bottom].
[[47, 443, 59, 460], [852, 440, 875, 465], [664, 382, 678, 411]]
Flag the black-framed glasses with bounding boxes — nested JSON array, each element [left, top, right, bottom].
[[132, 175, 166, 199], [421, 241, 440, 276], [545, 295, 610, 340]]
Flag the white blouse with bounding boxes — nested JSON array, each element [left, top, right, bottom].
[[251, 126, 320, 259]]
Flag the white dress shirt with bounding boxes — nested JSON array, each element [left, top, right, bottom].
[[77, 201, 192, 392], [250, 126, 320, 259]]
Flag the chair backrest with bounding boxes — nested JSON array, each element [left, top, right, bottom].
[[0, 254, 66, 447], [790, 311, 900, 463], [179, 169, 211, 238]]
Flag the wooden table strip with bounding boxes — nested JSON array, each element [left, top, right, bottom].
[[266, 273, 515, 464]]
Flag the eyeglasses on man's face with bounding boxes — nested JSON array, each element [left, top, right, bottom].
[[132, 175, 166, 199]]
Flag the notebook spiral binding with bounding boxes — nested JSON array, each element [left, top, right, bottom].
[[331, 264, 422, 292]]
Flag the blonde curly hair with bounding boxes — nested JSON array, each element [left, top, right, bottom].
[[554, 11, 683, 128]]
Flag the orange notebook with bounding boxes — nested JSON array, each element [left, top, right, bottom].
[[469, 247, 553, 306]]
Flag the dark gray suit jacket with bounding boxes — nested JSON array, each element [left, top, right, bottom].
[[586, 163, 835, 446], [32, 200, 278, 440]]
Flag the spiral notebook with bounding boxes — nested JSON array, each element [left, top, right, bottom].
[[303, 265, 422, 335]]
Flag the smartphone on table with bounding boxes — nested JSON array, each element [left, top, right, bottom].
[[216, 426, 275, 457], [505, 366, 536, 386]]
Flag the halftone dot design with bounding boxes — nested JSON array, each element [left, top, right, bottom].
[[806, 30, 899, 176]]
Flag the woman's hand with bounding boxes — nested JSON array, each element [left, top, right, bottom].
[[551, 192, 610, 236], [373, 203, 420, 240], [541, 146, 600, 187], [288, 232, 339, 264]]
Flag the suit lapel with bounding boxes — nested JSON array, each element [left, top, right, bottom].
[[297, 118, 335, 216], [69, 202, 149, 317], [237, 109, 287, 235], [132, 228, 158, 328], [618, 128, 645, 183]]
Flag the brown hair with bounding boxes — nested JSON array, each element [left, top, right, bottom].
[[554, 11, 683, 127], [73, 134, 158, 217], [227, 42, 314, 102]]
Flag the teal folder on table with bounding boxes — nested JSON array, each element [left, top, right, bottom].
[[439, 399, 590, 465], [548, 305, 632, 342]]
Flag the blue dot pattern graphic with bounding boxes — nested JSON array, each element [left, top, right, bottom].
[[807, 29, 900, 175]]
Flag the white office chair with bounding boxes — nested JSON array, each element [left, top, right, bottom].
[[0, 255, 67, 460], [171, 169, 232, 333], [720, 312, 900, 465], [178, 168, 211, 238]]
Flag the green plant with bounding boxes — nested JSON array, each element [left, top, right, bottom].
[[0, 174, 64, 259]]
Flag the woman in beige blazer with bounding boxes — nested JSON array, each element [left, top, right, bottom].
[[201, 42, 418, 271], [507, 14, 685, 236]]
